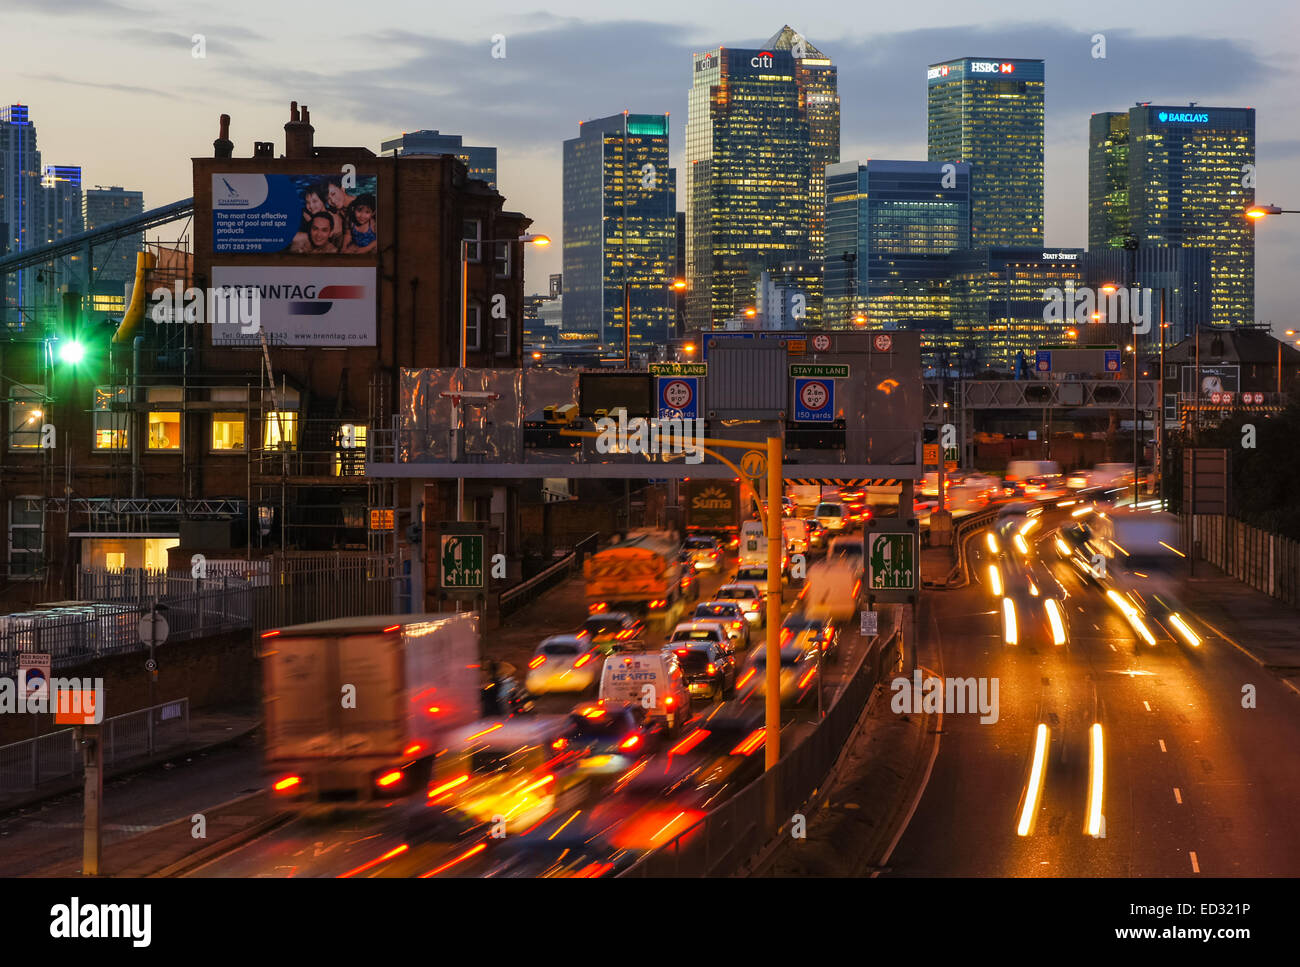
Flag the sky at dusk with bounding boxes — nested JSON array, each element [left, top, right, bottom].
[[7, 0, 1300, 329]]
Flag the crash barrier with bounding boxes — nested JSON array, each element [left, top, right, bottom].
[[0, 698, 189, 801], [618, 613, 904, 876], [499, 533, 601, 617], [1185, 513, 1300, 608]]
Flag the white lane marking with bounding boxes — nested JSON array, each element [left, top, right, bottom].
[[1190, 851, 1200, 873], [1143, 701, 1152, 711], [1174, 788, 1182, 804], [1108, 642, 1117, 651], [1159, 739, 1167, 753]]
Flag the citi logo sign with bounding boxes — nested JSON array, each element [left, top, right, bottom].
[[288, 284, 367, 316], [1159, 111, 1209, 123], [750, 50, 774, 68]]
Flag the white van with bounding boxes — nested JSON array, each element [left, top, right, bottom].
[[738, 520, 767, 570], [599, 649, 689, 731], [1006, 460, 1061, 484], [814, 502, 849, 533], [782, 517, 809, 555]]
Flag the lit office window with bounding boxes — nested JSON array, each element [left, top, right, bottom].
[[8, 384, 46, 449], [93, 386, 129, 451], [147, 387, 182, 451], [212, 413, 245, 451], [263, 411, 299, 450]]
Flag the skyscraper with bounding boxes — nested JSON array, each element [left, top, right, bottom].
[[824, 160, 971, 356], [767, 25, 839, 261], [1088, 112, 1130, 249], [1126, 104, 1255, 326], [927, 58, 1044, 247], [562, 113, 676, 357], [380, 130, 498, 189], [686, 46, 811, 329], [40, 165, 84, 305], [84, 186, 144, 291], [1, 104, 44, 324]]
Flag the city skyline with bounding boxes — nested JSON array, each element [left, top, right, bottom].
[[5, 3, 1300, 328]]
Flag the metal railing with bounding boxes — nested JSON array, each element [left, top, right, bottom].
[[499, 532, 600, 617], [618, 613, 904, 877], [0, 698, 190, 800], [1184, 513, 1300, 608]]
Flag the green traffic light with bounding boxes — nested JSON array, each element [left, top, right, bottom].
[[57, 340, 85, 365]]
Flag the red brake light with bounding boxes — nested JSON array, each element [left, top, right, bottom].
[[383, 624, 401, 633], [376, 769, 404, 788], [552, 737, 569, 750], [273, 775, 301, 792], [574, 653, 593, 668], [529, 655, 546, 669], [665, 696, 674, 707], [731, 727, 766, 756], [676, 648, 689, 656], [261, 630, 281, 639], [706, 662, 717, 676], [619, 734, 641, 751], [428, 773, 469, 799], [404, 743, 424, 756], [669, 729, 710, 756]]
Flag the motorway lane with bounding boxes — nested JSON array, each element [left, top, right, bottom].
[[185, 538, 881, 877], [886, 507, 1300, 876]]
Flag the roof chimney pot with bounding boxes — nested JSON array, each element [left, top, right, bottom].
[[213, 113, 234, 159]]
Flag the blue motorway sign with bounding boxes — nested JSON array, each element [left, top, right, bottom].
[[1035, 350, 1052, 374], [657, 376, 699, 419], [794, 378, 835, 422], [1104, 350, 1121, 373]]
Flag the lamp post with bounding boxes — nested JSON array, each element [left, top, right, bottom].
[[458, 232, 549, 521]]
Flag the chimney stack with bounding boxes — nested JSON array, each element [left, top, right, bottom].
[[213, 113, 233, 159], [284, 101, 315, 159]]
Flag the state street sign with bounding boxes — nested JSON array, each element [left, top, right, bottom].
[[441, 534, 485, 589], [868, 531, 917, 593]]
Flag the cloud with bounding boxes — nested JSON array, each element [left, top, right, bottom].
[[27, 73, 178, 100]]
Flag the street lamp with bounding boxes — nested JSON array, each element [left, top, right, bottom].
[[1246, 204, 1300, 219]]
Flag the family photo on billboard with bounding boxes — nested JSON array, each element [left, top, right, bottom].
[[212, 171, 377, 255]]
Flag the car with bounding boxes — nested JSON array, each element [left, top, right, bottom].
[[735, 645, 820, 706], [668, 620, 735, 654], [806, 519, 827, 549], [814, 501, 849, 533], [665, 711, 767, 807], [672, 640, 736, 700], [781, 612, 840, 661], [477, 814, 633, 878], [692, 600, 751, 648], [525, 634, 600, 695], [826, 535, 864, 577], [1023, 474, 1067, 500], [715, 581, 766, 628], [677, 557, 702, 601], [683, 535, 725, 573], [553, 702, 663, 780], [580, 610, 646, 654]]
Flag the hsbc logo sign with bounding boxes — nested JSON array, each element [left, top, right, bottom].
[[927, 65, 951, 80], [750, 50, 774, 68], [970, 61, 1015, 73]]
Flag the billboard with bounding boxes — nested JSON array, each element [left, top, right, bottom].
[[1181, 364, 1239, 399], [210, 266, 376, 346], [685, 479, 739, 531], [212, 173, 378, 255]]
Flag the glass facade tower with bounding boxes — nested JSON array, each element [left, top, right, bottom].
[[1127, 105, 1255, 326], [1088, 112, 1130, 249], [562, 113, 676, 357], [686, 46, 811, 329], [825, 160, 971, 344], [927, 58, 1044, 248]]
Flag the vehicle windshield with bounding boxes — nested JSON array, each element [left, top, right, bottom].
[[696, 604, 740, 618], [685, 538, 716, 549], [719, 587, 756, 600], [676, 649, 713, 672], [541, 641, 582, 656], [815, 504, 843, 517], [672, 629, 720, 642]]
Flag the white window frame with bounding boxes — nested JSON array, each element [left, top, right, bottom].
[[93, 385, 130, 452], [9, 496, 43, 580], [463, 219, 482, 262], [147, 386, 183, 452], [8, 383, 46, 450], [466, 304, 482, 351], [495, 240, 511, 279], [493, 313, 511, 356]]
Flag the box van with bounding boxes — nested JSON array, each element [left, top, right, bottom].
[[738, 520, 767, 570], [599, 649, 690, 731], [803, 560, 860, 621], [782, 517, 809, 555]]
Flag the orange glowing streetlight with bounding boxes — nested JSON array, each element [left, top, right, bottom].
[[853, 313, 867, 326], [683, 343, 696, 355], [672, 278, 687, 291], [744, 307, 757, 318], [1246, 204, 1290, 219], [1100, 283, 1118, 295]]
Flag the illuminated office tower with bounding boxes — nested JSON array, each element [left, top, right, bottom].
[[825, 160, 970, 344], [767, 25, 839, 261], [1, 105, 44, 324], [1127, 104, 1254, 326], [563, 113, 676, 356], [686, 46, 811, 329], [927, 58, 1044, 247], [1088, 112, 1130, 249], [380, 130, 498, 189]]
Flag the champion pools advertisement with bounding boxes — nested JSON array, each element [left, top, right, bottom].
[[212, 173, 378, 255], [210, 266, 377, 346]]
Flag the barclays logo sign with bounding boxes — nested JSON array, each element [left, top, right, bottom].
[[1159, 111, 1209, 123]]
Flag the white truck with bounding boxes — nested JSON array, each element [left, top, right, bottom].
[[802, 559, 861, 622], [263, 612, 481, 808]]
